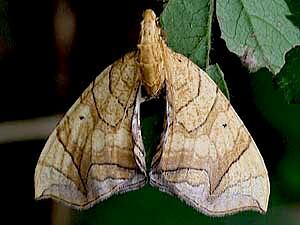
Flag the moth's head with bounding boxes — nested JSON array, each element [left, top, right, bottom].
[[139, 9, 161, 45], [143, 9, 156, 22]]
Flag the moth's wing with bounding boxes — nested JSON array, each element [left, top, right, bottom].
[[35, 52, 146, 210], [150, 53, 270, 216]]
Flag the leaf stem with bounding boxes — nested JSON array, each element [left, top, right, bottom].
[[206, 0, 215, 70]]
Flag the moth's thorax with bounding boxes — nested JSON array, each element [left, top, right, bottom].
[[138, 9, 166, 96]]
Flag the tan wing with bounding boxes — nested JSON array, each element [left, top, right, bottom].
[[35, 52, 147, 209], [150, 52, 270, 216]]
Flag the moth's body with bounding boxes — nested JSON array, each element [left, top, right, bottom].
[[138, 9, 167, 96], [35, 9, 269, 216]]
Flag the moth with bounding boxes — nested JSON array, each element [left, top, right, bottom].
[[35, 9, 270, 216]]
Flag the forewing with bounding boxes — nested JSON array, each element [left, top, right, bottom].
[[35, 52, 146, 209], [150, 53, 270, 216]]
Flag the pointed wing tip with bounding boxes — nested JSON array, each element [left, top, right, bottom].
[[258, 176, 270, 214], [34, 189, 42, 199], [258, 196, 270, 215], [34, 190, 88, 210]]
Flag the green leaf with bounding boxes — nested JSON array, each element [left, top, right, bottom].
[[275, 46, 300, 104], [216, 0, 300, 75], [141, 113, 163, 167], [160, 0, 214, 69], [207, 64, 230, 99]]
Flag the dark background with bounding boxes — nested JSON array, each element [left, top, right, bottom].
[[0, 0, 299, 225]]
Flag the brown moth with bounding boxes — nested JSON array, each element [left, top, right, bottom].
[[35, 9, 270, 216]]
